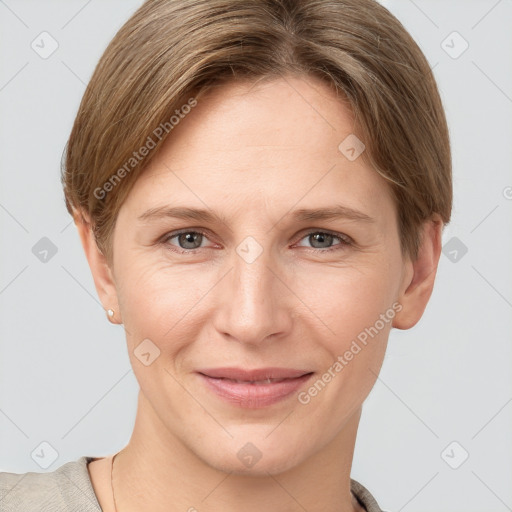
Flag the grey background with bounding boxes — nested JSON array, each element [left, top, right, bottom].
[[1, 1, 511, 511]]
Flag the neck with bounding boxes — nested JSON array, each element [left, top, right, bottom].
[[112, 391, 363, 512]]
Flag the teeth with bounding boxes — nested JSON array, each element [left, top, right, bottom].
[[230, 378, 280, 384]]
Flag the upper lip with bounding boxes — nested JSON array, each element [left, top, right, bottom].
[[197, 367, 312, 381]]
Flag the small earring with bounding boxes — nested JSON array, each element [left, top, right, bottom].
[[107, 309, 114, 318]]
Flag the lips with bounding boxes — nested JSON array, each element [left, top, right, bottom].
[[196, 367, 311, 381], [196, 367, 314, 408]]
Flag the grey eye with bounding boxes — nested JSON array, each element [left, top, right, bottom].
[[307, 232, 335, 249], [172, 232, 205, 249]]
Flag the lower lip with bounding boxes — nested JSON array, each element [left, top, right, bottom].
[[198, 373, 314, 408]]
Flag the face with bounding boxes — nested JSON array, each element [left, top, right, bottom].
[[92, 75, 427, 475]]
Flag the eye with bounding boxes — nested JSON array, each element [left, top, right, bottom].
[[160, 228, 353, 254], [295, 230, 352, 252], [162, 230, 213, 253]]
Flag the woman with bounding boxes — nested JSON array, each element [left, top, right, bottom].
[[0, 0, 451, 510]]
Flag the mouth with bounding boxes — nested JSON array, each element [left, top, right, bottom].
[[196, 367, 314, 408]]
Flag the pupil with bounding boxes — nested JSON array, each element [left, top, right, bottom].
[[311, 233, 332, 248], [180, 232, 201, 249]]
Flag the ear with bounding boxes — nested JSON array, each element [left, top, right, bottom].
[[392, 214, 443, 330], [73, 210, 122, 325]]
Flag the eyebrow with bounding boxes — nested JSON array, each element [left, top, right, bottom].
[[137, 204, 375, 225], [138, 206, 227, 224], [292, 205, 375, 223]]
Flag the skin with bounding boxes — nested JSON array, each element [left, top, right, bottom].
[[78, 75, 443, 512]]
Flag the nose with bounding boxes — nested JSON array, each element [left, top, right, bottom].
[[212, 242, 294, 346]]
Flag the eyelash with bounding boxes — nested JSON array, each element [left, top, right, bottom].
[[160, 229, 353, 254]]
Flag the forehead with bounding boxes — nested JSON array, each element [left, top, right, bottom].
[[162, 76, 357, 161], [122, 76, 395, 223]]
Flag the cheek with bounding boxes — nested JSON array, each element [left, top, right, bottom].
[[296, 261, 400, 343], [294, 262, 399, 400], [296, 270, 395, 422], [115, 260, 214, 356]]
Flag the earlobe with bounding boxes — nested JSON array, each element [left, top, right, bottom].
[[74, 210, 122, 324], [392, 215, 443, 330]]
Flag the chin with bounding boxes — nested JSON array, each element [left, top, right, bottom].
[[196, 434, 309, 477], [210, 451, 302, 477]]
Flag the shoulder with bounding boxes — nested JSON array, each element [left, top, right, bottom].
[[350, 478, 390, 512], [0, 456, 101, 512]]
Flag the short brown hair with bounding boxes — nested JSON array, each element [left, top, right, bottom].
[[62, 0, 452, 264]]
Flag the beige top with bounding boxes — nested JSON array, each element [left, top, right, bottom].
[[0, 456, 387, 511]]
